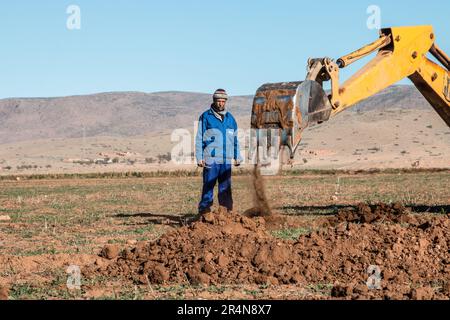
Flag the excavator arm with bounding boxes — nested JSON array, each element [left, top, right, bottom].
[[251, 25, 450, 160]]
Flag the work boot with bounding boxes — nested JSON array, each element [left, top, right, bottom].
[[198, 208, 212, 215], [184, 208, 211, 224]]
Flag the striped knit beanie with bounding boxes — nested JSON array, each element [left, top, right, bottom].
[[213, 88, 228, 101]]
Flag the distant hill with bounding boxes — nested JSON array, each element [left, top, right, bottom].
[[0, 91, 252, 144], [0, 85, 434, 144], [352, 85, 430, 112]]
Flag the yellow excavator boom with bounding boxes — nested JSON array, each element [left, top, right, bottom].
[[330, 26, 449, 121], [251, 25, 450, 158]]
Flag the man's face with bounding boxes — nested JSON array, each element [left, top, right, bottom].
[[215, 99, 227, 111]]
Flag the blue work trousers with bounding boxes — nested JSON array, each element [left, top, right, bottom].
[[198, 163, 233, 213]]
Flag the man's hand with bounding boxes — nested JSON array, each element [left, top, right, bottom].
[[234, 159, 241, 167], [197, 160, 205, 168]]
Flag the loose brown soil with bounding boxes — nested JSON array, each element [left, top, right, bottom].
[[243, 165, 272, 217], [88, 203, 450, 300]]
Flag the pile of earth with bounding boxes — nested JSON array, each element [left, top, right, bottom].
[[330, 202, 412, 224], [85, 204, 450, 300]]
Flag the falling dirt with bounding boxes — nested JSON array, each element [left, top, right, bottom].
[[244, 165, 272, 217], [242, 165, 288, 230], [85, 203, 450, 300]]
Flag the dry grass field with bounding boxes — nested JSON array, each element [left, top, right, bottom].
[[0, 170, 448, 299]]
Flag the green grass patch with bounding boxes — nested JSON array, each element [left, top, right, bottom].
[[306, 283, 334, 296], [17, 246, 59, 256], [271, 227, 312, 240]]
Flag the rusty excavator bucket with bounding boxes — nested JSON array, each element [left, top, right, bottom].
[[250, 80, 332, 161], [251, 26, 450, 167]]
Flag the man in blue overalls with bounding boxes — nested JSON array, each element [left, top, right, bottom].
[[195, 89, 242, 215]]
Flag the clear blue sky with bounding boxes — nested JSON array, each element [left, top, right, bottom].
[[1, 0, 448, 98]]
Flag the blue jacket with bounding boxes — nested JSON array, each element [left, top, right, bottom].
[[195, 108, 241, 164]]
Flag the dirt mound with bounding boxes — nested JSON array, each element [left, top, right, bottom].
[[332, 203, 412, 224], [85, 205, 450, 299]]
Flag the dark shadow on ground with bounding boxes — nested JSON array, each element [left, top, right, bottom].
[[278, 204, 450, 216], [113, 212, 198, 226], [408, 205, 450, 213], [278, 205, 347, 216]]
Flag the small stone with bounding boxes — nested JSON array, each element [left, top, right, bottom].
[[217, 254, 229, 267], [203, 263, 215, 275], [101, 244, 120, 260], [418, 238, 428, 249], [203, 252, 214, 263]]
